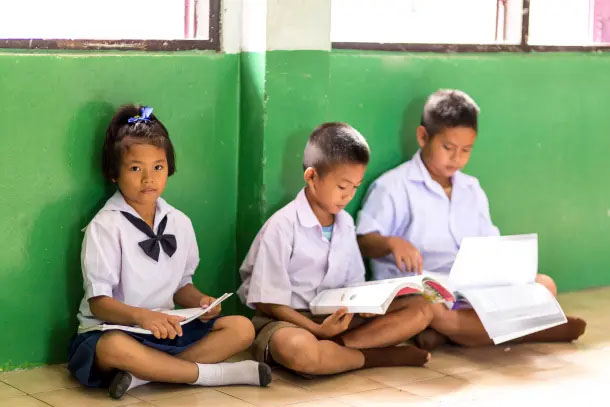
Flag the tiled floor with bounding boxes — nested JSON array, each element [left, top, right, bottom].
[[1, 287, 609, 407]]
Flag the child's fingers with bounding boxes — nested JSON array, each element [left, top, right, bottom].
[[342, 313, 354, 328], [169, 318, 183, 337], [165, 321, 179, 340], [329, 307, 347, 323], [403, 256, 414, 273], [156, 323, 169, 339], [151, 325, 161, 339], [415, 253, 423, 274], [393, 251, 406, 272]]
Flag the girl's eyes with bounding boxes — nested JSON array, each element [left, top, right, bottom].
[[130, 166, 141, 172], [154, 165, 164, 171], [338, 185, 347, 190]]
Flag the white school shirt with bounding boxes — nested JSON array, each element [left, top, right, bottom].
[[237, 188, 366, 310], [356, 150, 499, 280], [76, 191, 199, 331]]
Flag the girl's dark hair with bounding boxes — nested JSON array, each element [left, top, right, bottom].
[[420, 89, 480, 137], [302, 122, 370, 176], [102, 104, 176, 181]]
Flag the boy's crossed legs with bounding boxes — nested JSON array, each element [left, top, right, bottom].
[[416, 274, 586, 349], [95, 315, 271, 398], [268, 295, 433, 376]]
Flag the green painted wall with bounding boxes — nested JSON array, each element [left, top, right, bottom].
[[0, 51, 240, 370], [2, 47, 609, 370], [258, 50, 610, 293]]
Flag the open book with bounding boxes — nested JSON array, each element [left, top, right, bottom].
[[78, 293, 233, 335], [309, 275, 455, 315], [310, 234, 567, 345], [445, 234, 566, 344]]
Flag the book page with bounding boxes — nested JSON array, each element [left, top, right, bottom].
[[449, 234, 538, 290], [459, 283, 566, 344]]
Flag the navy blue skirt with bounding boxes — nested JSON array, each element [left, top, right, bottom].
[[68, 318, 217, 387]]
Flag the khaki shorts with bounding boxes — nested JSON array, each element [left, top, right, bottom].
[[251, 311, 368, 363]]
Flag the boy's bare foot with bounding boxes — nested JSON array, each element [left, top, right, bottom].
[[415, 328, 449, 351], [361, 345, 430, 368]]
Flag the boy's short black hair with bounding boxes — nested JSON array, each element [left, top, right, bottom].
[[102, 104, 176, 181], [302, 122, 370, 176], [421, 89, 480, 137]]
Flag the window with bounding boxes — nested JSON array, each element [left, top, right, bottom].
[[332, 0, 610, 51], [529, 0, 609, 46], [0, 0, 219, 51], [332, 0, 523, 45]]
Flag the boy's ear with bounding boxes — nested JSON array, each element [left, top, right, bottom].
[[416, 125, 428, 149], [304, 167, 316, 187]]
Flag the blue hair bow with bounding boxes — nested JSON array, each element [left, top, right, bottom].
[[128, 106, 154, 124]]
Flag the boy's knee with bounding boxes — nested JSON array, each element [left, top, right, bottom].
[[408, 296, 434, 326], [536, 274, 558, 297], [272, 333, 320, 374]]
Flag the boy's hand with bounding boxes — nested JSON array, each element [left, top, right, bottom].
[[137, 309, 184, 339], [387, 236, 423, 274], [199, 296, 221, 321], [316, 307, 354, 339], [359, 313, 377, 318]]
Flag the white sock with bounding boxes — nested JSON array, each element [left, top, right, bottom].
[[192, 361, 271, 387], [125, 373, 150, 391]]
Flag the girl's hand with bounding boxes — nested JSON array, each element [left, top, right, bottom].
[[359, 313, 377, 318], [137, 309, 184, 339], [387, 236, 423, 274], [316, 307, 353, 339], [199, 296, 221, 321]]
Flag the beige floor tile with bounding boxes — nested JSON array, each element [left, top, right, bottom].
[[335, 387, 439, 407], [272, 370, 386, 397], [0, 364, 79, 394], [216, 379, 324, 407], [282, 400, 350, 407], [397, 375, 472, 401], [450, 343, 556, 369], [352, 366, 444, 388], [0, 382, 25, 400], [148, 389, 254, 406], [425, 348, 496, 375], [452, 367, 538, 388], [127, 383, 205, 402], [32, 386, 141, 407], [0, 395, 50, 407]]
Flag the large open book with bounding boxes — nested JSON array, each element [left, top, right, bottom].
[[445, 234, 566, 344], [78, 293, 233, 335], [309, 275, 455, 315], [309, 234, 567, 344]]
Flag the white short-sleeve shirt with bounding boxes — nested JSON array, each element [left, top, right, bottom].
[[76, 191, 199, 331], [238, 188, 366, 310], [356, 150, 499, 280]]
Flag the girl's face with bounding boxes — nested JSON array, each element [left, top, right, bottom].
[[116, 143, 168, 209], [417, 125, 477, 182], [305, 163, 366, 220]]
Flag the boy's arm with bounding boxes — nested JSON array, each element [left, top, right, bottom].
[[358, 233, 423, 274], [256, 303, 321, 335], [255, 303, 352, 339], [357, 232, 394, 258]]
